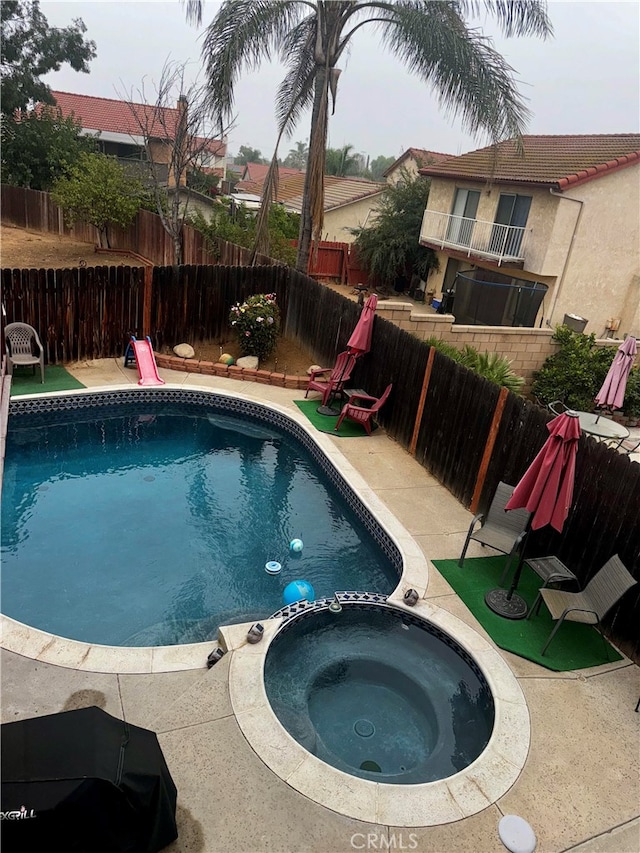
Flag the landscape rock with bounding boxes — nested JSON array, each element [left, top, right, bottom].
[[236, 356, 259, 370], [173, 343, 195, 359]]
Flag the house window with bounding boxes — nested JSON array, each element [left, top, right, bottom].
[[447, 188, 480, 246], [489, 193, 531, 257]]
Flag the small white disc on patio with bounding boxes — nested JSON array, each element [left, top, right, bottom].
[[173, 343, 195, 359], [498, 815, 537, 853]]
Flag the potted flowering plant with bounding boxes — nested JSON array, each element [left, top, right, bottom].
[[229, 293, 281, 362]]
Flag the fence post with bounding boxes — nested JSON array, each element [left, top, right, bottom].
[[469, 386, 509, 513], [409, 346, 436, 456], [143, 265, 153, 338]]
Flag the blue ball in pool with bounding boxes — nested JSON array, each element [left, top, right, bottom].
[[289, 538, 304, 553], [283, 580, 315, 605]]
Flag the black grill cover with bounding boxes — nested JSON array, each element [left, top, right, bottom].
[[1, 706, 178, 853]]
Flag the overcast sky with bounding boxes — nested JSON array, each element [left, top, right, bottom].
[[42, 1, 640, 161]]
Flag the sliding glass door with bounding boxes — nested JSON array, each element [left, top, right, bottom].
[[446, 189, 480, 246]]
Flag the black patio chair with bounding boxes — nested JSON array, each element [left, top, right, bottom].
[[528, 554, 636, 656], [458, 481, 532, 584]]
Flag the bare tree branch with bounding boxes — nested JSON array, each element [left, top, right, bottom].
[[116, 60, 234, 264]]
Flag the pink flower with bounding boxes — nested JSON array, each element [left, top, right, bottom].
[[245, 331, 251, 337]]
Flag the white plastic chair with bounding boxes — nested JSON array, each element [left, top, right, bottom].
[[4, 322, 45, 383]]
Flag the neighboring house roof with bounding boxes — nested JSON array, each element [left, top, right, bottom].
[[383, 147, 453, 177], [418, 134, 640, 190], [240, 162, 305, 183], [49, 90, 226, 156], [234, 172, 385, 212]]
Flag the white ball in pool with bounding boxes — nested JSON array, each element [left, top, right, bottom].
[[289, 539, 304, 553]]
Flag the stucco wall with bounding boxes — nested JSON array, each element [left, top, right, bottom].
[[386, 157, 421, 185], [322, 195, 382, 243], [549, 166, 640, 338]]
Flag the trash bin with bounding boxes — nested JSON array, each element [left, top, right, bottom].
[[563, 313, 588, 333]]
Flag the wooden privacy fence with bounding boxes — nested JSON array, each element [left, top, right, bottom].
[[2, 261, 639, 654], [151, 265, 290, 351], [1, 264, 290, 362]]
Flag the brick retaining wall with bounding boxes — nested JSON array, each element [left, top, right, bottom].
[[155, 353, 309, 390]]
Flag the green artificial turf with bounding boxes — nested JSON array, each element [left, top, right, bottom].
[[432, 556, 623, 671], [9, 364, 86, 395], [294, 399, 370, 437]]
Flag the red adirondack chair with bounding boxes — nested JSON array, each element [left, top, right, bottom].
[[305, 351, 358, 407], [335, 384, 393, 435]]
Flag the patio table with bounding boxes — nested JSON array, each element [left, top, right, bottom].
[[574, 411, 629, 445]]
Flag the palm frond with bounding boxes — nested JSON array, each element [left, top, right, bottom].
[[457, 0, 553, 39], [200, 1, 306, 126], [275, 16, 317, 138], [183, 0, 204, 26], [252, 152, 281, 260], [374, 2, 531, 144]]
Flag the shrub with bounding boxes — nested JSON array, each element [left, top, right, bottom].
[[229, 293, 281, 361], [424, 338, 524, 394], [531, 326, 614, 411], [624, 368, 640, 417]]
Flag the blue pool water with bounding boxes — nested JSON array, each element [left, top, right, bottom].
[[1, 401, 399, 646], [264, 606, 494, 784]]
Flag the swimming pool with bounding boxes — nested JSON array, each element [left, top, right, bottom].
[[264, 604, 494, 784], [2, 390, 401, 648]]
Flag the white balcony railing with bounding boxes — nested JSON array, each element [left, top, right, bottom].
[[420, 210, 529, 264]]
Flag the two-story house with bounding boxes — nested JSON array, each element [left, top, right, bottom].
[[383, 147, 452, 185], [418, 135, 640, 337], [50, 91, 227, 187]]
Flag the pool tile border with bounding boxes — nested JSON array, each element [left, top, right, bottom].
[[2, 384, 428, 673], [225, 597, 530, 827]]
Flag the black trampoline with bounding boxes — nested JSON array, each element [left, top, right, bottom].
[[1, 706, 178, 853]]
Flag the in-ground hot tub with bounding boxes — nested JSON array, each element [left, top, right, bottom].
[[226, 596, 530, 826], [264, 602, 494, 784]]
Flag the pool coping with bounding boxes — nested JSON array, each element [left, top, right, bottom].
[[1, 383, 430, 674], [220, 595, 530, 826]]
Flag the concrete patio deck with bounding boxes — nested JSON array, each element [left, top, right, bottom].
[[2, 358, 638, 853]]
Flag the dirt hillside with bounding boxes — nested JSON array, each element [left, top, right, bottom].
[[1, 225, 141, 269]]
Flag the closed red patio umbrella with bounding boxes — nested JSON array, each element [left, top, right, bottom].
[[346, 293, 378, 356], [595, 335, 637, 412], [485, 410, 581, 618], [316, 294, 378, 415], [506, 410, 581, 532]]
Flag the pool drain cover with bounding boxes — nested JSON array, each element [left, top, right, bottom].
[[354, 719, 375, 738], [360, 760, 381, 773]]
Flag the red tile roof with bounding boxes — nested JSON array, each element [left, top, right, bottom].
[[383, 147, 453, 177], [242, 162, 304, 183], [235, 172, 385, 211], [418, 134, 640, 189], [49, 90, 226, 156]]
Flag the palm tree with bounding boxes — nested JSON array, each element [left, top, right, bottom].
[[283, 140, 309, 170], [325, 143, 359, 177], [185, 1, 552, 273]]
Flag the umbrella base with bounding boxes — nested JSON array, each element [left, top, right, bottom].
[[316, 404, 341, 416], [484, 588, 528, 620]]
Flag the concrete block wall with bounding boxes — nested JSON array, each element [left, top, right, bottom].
[[374, 301, 620, 392]]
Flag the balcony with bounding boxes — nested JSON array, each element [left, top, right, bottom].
[[420, 210, 529, 266]]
